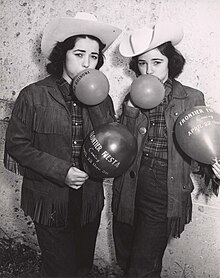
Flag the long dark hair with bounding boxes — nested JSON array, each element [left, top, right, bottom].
[[129, 41, 185, 79], [46, 35, 106, 78]]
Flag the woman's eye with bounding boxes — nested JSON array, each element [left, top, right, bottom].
[[153, 61, 161, 65], [138, 61, 145, 66], [75, 53, 83, 57], [91, 55, 98, 60]]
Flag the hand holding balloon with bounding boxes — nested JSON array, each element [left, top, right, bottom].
[[211, 158, 220, 179], [175, 106, 220, 164], [65, 166, 89, 189], [130, 74, 165, 109], [72, 69, 110, 105]]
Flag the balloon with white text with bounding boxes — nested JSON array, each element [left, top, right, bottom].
[[175, 106, 220, 164], [81, 122, 138, 178]]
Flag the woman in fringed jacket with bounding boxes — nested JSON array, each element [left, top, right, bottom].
[[4, 12, 121, 278], [112, 21, 220, 278]]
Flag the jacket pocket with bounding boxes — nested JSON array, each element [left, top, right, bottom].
[[33, 106, 69, 134]]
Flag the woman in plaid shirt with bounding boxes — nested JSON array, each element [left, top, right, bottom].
[[4, 12, 121, 277], [112, 21, 220, 277]]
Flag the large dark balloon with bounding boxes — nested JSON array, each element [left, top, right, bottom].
[[130, 74, 165, 109], [72, 69, 110, 105], [81, 122, 138, 178], [175, 106, 220, 164]]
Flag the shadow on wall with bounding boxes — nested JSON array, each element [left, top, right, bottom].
[[110, 45, 135, 80]]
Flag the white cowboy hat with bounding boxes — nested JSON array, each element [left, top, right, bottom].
[[41, 12, 122, 58], [119, 21, 184, 57]]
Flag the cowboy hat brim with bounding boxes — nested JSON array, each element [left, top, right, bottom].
[[41, 17, 122, 58], [119, 21, 184, 57]]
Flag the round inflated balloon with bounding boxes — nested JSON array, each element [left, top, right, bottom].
[[81, 122, 138, 178], [175, 106, 220, 164], [72, 69, 110, 105], [130, 74, 165, 109]]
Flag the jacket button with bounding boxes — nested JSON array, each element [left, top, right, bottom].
[[170, 176, 174, 181], [183, 185, 186, 189], [130, 171, 135, 178], [174, 112, 178, 116], [139, 127, 147, 134]]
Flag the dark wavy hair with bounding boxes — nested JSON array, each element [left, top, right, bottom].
[[46, 35, 106, 78], [129, 41, 185, 79]]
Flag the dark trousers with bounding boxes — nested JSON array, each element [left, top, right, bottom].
[[35, 189, 101, 278], [113, 156, 169, 278]]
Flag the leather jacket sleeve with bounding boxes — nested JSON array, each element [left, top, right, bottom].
[[5, 87, 72, 185]]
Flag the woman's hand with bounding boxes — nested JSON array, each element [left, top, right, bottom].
[[65, 166, 89, 189], [211, 158, 220, 180]]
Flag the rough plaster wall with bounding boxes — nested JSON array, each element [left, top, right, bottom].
[[0, 0, 220, 277]]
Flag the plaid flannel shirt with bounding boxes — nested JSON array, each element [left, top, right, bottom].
[[57, 78, 83, 168], [143, 78, 173, 160]]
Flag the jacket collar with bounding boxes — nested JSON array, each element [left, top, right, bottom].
[[36, 75, 69, 109], [172, 79, 188, 99], [36, 75, 59, 87]]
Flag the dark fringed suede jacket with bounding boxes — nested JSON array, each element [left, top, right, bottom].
[[4, 75, 115, 227], [112, 79, 219, 238]]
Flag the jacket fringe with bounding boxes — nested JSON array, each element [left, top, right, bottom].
[[21, 187, 69, 227], [168, 194, 192, 239], [12, 92, 34, 127], [4, 150, 25, 176], [4, 76, 111, 228], [12, 90, 68, 134], [81, 182, 104, 226]]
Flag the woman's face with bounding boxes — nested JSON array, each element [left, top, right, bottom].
[[62, 37, 100, 83], [137, 48, 169, 83]]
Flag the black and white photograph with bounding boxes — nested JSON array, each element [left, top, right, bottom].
[[0, 1, 220, 277]]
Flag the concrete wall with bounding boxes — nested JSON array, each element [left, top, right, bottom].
[[1, 0, 220, 277]]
